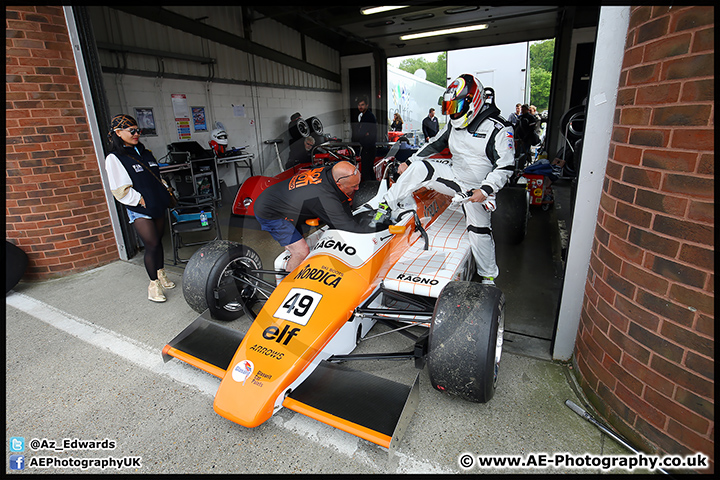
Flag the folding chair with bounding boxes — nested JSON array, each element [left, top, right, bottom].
[[167, 195, 222, 265]]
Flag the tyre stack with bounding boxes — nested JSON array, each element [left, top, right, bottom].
[[289, 115, 325, 145]]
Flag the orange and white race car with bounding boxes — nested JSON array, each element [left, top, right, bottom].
[[163, 155, 506, 450]]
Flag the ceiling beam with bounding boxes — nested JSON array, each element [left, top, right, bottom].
[[110, 6, 341, 83]]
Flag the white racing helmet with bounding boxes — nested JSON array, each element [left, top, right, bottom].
[[442, 74, 485, 129], [210, 128, 228, 145]]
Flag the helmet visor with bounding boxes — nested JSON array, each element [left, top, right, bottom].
[[442, 94, 469, 117]]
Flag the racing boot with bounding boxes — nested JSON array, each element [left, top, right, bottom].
[[157, 268, 176, 289], [481, 276, 496, 286], [148, 279, 167, 303], [369, 202, 392, 228]]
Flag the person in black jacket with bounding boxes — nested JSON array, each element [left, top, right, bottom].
[[514, 104, 538, 169], [351, 95, 377, 182], [285, 135, 315, 169], [254, 161, 371, 273], [390, 112, 403, 132], [104, 114, 175, 302], [421, 108, 439, 143]]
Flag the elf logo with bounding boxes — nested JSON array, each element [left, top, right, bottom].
[[262, 324, 301, 346]]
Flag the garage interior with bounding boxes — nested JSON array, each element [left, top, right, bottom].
[[75, 6, 601, 361]]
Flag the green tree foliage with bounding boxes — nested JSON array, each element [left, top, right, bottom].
[[530, 68, 552, 112], [396, 52, 447, 88], [529, 39, 554, 111]]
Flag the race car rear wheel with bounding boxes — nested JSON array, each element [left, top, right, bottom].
[[182, 240, 264, 321], [427, 281, 505, 403], [492, 185, 529, 245]]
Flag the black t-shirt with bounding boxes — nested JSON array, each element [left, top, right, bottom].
[[253, 165, 370, 233]]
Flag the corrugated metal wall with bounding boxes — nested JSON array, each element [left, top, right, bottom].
[[87, 6, 345, 184], [89, 6, 340, 90]]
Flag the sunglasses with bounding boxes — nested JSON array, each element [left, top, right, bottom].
[[117, 127, 142, 135], [335, 164, 359, 184]]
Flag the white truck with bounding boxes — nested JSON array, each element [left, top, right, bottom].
[[387, 65, 446, 146]]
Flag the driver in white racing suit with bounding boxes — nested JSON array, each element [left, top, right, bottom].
[[375, 74, 515, 284]]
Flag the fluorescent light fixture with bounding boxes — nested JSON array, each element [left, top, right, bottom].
[[361, 6, 409, 15], [400, 23, 488, 40]]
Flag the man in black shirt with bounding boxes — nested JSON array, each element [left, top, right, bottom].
[[254, 161, 370, 272]]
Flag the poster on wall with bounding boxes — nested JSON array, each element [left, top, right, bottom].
[[134, 107, 157, 136], [172, 94, 191, 140], [176, 119, 191, 140], [232, 104, 245, 117], [171, 94, 190, 119], [192, 107, 207, 132]]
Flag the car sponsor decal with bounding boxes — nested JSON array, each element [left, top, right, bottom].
[[250, 370, 273, 388], [231, 359, 254, 384], [249, 343, 284, 360], [313, 237, 357, 256], [262, 324, 301, 346], [396, 273, 440, 285], [273, 288, 322, 326], [309, 230, 394, 268], [293, 264, 342, 288]]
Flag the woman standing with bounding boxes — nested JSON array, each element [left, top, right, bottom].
[[104, 114, 175, 302], [390, 112, 403, 132]]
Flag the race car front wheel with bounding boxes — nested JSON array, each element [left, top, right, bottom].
[[183, 240, 264, 321], [427, 281, 505, 403]]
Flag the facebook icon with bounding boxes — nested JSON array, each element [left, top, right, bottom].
[[10, 455, 25, 470]]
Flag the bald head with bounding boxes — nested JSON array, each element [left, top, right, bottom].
[[332, 161, 357, 180], [332, 161, 361, 197]]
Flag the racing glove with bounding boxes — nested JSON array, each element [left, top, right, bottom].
[[480, 193, 497, 212], [451, 190, 497, 212], [451, 190, 473, 204]]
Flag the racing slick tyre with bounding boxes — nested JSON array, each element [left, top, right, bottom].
[[560, 105, 585, 144], [288, 118, 310, 141], [427, 281, 505, 403], [183, 240, 264, 321], [352, 180, 380, 208], [306, 116, 323, 136], [6, 240, 28, 293], [492, 185, 530, 245]]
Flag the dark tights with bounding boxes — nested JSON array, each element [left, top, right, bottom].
[[133, 216, 166, 281]]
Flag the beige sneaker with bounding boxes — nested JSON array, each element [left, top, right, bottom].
[[148, 279, 167, 302], [157, 268, 176, 289]]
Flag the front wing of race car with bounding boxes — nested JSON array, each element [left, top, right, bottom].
[[162, 312, 420, 449]]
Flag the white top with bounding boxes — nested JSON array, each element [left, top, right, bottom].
[[105, 153, 142, 206]]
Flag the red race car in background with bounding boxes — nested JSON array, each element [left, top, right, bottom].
[[231, 141, 416, 220]]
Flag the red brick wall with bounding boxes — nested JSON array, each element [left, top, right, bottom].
[[575, 6, 714, 472], [6, 6, 118, 280]]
